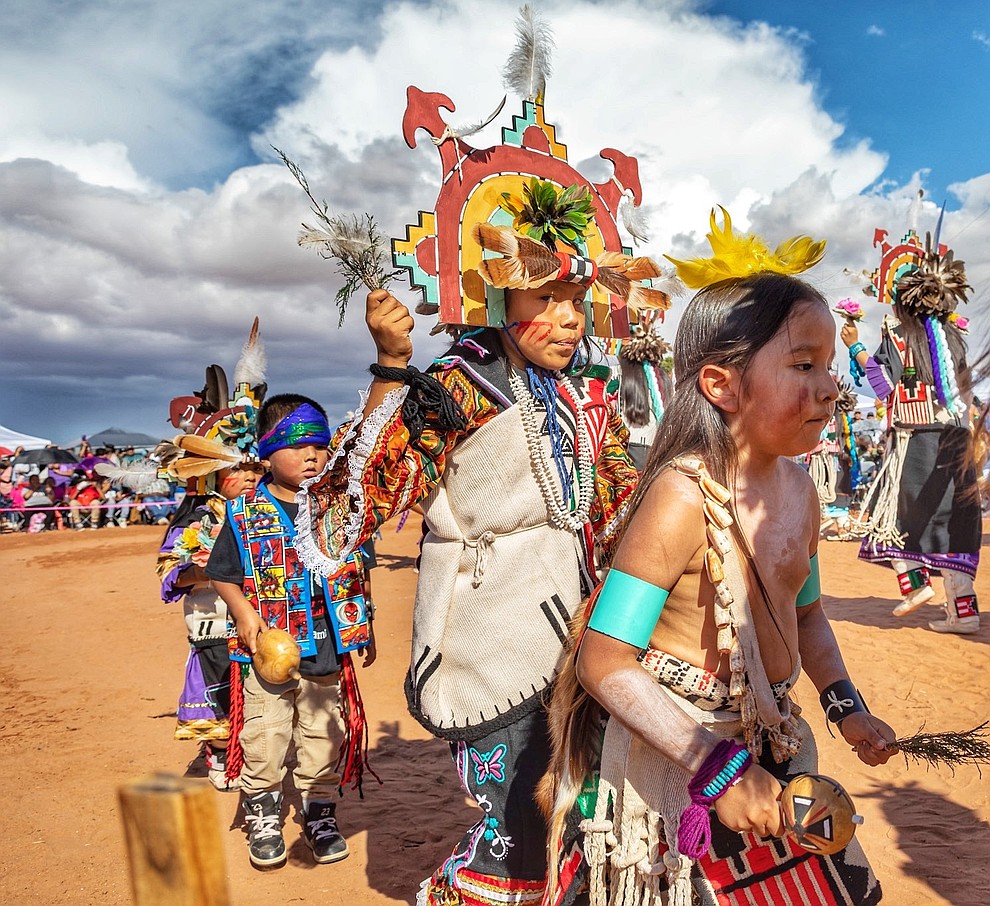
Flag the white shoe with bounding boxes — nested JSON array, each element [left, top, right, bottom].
[[892, 584, 935, 616], [209, 767, 241, 791], [929, 604, 980, 634], [206, 745, 240, 791]]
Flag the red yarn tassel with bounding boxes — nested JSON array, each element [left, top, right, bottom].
[[335, 652, 381, 796], [225, 661, 248, 784]]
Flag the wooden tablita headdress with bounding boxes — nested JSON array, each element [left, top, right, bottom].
[[867, 211, 971, 416], [868, 222, 970, 317], [392, 5, 674, 339]]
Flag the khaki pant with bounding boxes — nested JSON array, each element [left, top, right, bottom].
[[69, 498, 100, 527], [238, 667, 345, 800]]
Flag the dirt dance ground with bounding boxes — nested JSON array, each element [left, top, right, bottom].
[[1, 514, 989, 905]]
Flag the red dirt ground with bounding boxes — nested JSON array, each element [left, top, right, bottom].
[[1, 516, 988, 904]]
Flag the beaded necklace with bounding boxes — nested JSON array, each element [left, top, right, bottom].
[[507, 365, 595, 531]]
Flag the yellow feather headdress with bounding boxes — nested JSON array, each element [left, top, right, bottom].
[[665, 206, 826, 290]]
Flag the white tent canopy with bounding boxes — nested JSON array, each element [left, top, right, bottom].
[[0, 423, 51, 452]]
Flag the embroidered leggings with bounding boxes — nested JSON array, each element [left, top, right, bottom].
[[428, 707, 551, 904]]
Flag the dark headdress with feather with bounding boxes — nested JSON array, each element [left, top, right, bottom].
[[99, 319, 268, 496]]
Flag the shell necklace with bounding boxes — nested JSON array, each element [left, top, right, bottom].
[[508, 365, 595, 531]]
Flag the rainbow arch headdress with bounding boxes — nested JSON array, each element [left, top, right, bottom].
[[665, 206, 826, 289], [391, 10, 673, 339], [868, 226, 970, 316]]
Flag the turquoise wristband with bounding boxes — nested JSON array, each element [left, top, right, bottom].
[[795, 553, 821, 607], [587, 568, 669, 649]]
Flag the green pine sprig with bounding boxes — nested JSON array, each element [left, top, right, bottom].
[[894, 721, 990, 776], [499, 178, 596, 251]]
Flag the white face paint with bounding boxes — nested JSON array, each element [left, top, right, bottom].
[[594, 665, 718, 774]]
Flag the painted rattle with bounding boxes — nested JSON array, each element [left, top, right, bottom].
[[779, 773, 863, 855]]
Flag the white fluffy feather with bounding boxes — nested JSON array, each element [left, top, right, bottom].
[[619, 195, 651, 246], [501, 4, 554, 102], [233, 317, 267, 388], [649, 266, 690, 299], [95, 460, 160, 492]]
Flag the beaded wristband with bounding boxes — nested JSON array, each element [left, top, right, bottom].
[[700, 749, 751, 798], [848, 343, 867, 387], [677, 740, 753, 859]]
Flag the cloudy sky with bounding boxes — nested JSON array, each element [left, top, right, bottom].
[[2, 0, 989, 444]]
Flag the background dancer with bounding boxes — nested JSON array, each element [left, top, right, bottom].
[[845, 225, 980, 633], [101, 320, 268, 791]]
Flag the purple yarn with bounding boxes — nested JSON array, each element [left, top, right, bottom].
[[677, 739, 752, 859], [924, 316, 947, 407]]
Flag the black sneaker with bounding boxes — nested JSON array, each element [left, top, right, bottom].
[[243, 792, 286, 868], [303, 800, 349, 864]]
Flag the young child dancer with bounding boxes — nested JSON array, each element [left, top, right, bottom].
[[207, 394, 377, 869], [542, 213, 896, 906], [157, 464, 261, 789], [154, 324, 268, 791], [100, 321, 269, 791], [843, 225, 980, 633], [292, 57, 669, 904]]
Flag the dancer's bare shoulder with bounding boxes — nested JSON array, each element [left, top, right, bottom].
[[611, 466, 706, 588]]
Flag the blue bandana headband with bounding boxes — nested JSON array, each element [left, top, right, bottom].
[[257, 403, 331, 459]]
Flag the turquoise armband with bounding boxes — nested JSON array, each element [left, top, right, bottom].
[[795, 553, 821, 607], [587, 568, 669, 649]]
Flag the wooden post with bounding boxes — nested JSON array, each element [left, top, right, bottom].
[[118, 773, 230, 906]]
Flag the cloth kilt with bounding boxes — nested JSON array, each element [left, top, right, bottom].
[[860, 425, 981, 577]]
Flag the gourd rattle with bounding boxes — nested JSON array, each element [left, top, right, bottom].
[[252, 628, 301, 684], [778, 773, 863, 855]]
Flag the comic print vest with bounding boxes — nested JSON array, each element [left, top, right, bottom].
[[227, 484, 370, 663]]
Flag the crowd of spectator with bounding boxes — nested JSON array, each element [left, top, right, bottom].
[[0, 445, 179, 534]]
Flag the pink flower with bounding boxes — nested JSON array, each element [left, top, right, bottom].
[[832, 298, 864, 321], [949, 313, 969, 333]]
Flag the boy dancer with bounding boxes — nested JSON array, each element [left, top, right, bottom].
[[207, 394, 376, 868]]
